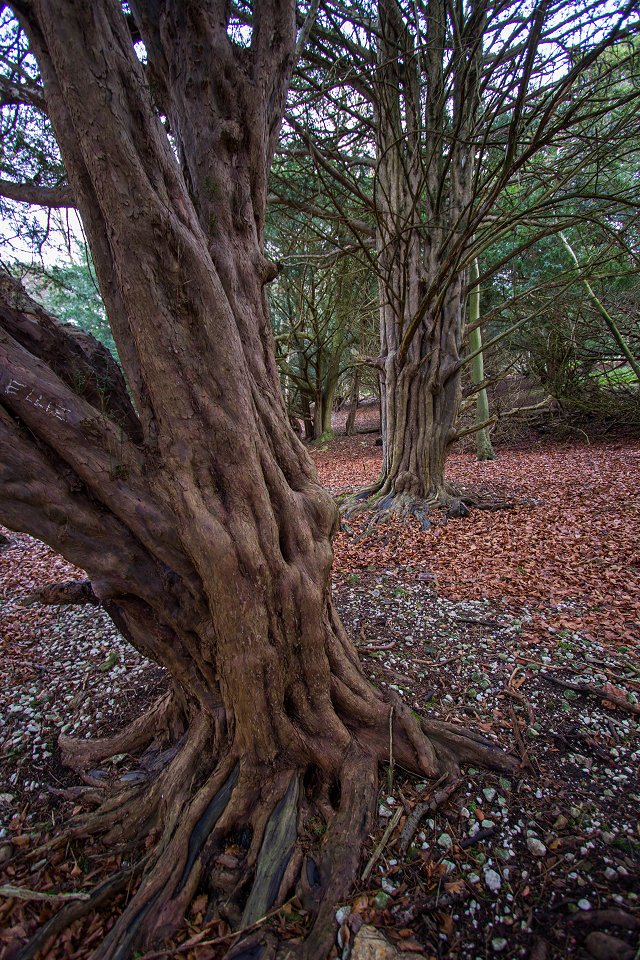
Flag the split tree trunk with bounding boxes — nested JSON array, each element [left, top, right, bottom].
[[365, 0, 464, 516], [0, 2, 513, 958], [378, 322, 463, 506], [300, 392, 315, 440], [346, 0, 485, 521], [379, 281, 464, 504]]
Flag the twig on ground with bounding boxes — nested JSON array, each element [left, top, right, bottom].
[[361, 805, 403, 882], [504, 688, 534, 716], [542, 673, 640, 716], [138, 897, 296, 959], [398, 776, 457, 854], [565, 664, 640, 691], [509, 704, 531, 768], [460, 826, 496, 849], [359, 642, 397, 653], [508, 665, 524, 687], [0, 884, 91, 902]]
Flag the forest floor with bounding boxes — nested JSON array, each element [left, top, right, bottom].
[[0, 427, 639, 960]]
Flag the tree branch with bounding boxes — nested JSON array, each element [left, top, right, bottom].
[[450, 415, 497, 443], [450, 399, 553, 442], [0, 76, 46, 111], [0, 270, 140, 440], [0, 177, 75, 208]]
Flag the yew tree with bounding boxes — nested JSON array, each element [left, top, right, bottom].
[[270, 238, 374, 440], [282, 0, 640, 517], [0, 2, 513, 958]]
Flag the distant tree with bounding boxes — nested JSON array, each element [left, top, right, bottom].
[[271, 236, 375, 439], [468, 259, 496, 460], [492, 229, 640, 427]]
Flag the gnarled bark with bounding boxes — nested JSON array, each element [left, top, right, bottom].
[[347, 0, 485, 521], [1, 3, 515, 958]]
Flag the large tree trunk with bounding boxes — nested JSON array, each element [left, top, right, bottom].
[[300, 391, 315, 440], [346, 0, 483, 522], [321, 374, 338, 434], [361, 0, 464, 519], [0, 3, 513, 958], [379, 286, 464, 506]]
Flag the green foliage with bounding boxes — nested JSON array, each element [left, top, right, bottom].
[[2, 0, 640, 443], [0, 9, 69, 252], [312, 430, 335, 445], [267, 200, 377, 438], [12, 252, 118, 359]]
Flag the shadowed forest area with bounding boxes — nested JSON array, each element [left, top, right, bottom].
[[0, 2, 639, 960]]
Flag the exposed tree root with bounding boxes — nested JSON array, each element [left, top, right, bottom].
[[341, 487, 442, 532], [22, 615, 518, 960], [341, 477, 514, 533], [14, 666, 517, 960], [59, 693, 182, 772]]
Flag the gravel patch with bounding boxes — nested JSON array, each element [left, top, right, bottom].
[[334, 570, 640, 959], [0, 529, 165, 828]]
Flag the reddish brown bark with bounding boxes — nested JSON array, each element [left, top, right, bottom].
[[0, 3, 514, 957]]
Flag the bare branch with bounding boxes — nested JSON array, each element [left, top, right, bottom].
[[0, 75, 46, 110], [0, 177, 75, 207]]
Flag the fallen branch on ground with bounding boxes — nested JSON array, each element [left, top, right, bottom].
[[361, 805, 403, 882], [358, 642, 397, 653], [460, 826, 496, 849], [398, 776, 458, 854], [137, 897, 296, 959], [542, 674, 640, 716], [509, 704, 532, 768], [0, 884, 90, 902]]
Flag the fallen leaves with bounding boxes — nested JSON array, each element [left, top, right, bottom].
[[314, 437, 640, 653], [601, 682, 630, 710]]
